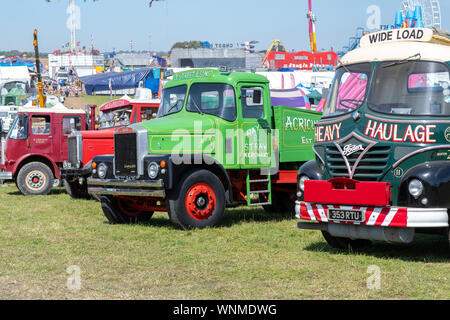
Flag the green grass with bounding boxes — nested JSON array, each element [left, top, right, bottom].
[[0, 184, 448, 300]]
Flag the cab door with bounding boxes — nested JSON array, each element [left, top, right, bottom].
[[29, 114, 53, 156], [61, 115, 82, 160], [238, 84, 272, 169]]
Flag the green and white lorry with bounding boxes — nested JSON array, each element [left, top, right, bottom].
[[88, 68, 321, 229]]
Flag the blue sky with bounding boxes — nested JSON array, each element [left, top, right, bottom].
[[1, 0, 449, 53]]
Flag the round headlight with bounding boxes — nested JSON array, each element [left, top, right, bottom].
[[408, 179, 424, 198], [98, 163, 108, 179], [299, 176, 310, 191], [148, 162, 159, 179]]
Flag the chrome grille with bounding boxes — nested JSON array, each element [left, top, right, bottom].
[[68, 135, 79, 165], [114, 133, 138, 176], [326, 145, 391, 181]]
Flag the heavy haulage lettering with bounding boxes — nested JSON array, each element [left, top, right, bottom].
[[315, 123, 342, 143], [364, 120, 436, 143]]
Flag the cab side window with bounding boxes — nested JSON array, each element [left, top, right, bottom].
[[31, 115, 51, 135], [63, 116, 81, 135], [140, 107, 157, 121], [241, 87, 264, 119]]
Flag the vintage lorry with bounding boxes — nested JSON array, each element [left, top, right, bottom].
[[87, 68, 322, 229], [61, 96, 160, 199], [0, 103, 91, 195], [296, 28, 450, 249]]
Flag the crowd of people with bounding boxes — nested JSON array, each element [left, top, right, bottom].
[[43, 79, 82, 99]]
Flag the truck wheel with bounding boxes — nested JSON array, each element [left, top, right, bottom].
[[64, 178, 91, 200], [261, 192, 295, 215], [167, 169, 225, 230], [16, 162, 54, 195], [100, 195, 154, 224], [321, 231, 372, 250]]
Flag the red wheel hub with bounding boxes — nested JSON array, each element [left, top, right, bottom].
[[117, 197, 144, 217], [185, 183, 216, 221]]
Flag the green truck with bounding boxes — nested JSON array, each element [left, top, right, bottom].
[[87, 68, 321, 229], [296, 28, 450, 248]]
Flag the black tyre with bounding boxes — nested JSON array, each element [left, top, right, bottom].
[[167, 169, 226, 230], [261, 191, 295, 215], [16, 162, 54, 195], [321, 231, 372, 250], [100, 195, 154, 224], [64, 178, 91, 200]]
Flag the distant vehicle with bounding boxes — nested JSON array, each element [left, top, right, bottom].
[[61, 96, 160, 199], [0, 105, 18, 134], [0, 104, 95, 195], [55, 69, 71, 85]]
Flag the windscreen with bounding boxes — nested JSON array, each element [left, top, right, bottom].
[[157, 85, 187, 118], [98, 106, 133, 129], [324, 63, 372, 117], [186, 83, 236, 121], [368, 61, 450, 116], [8, 114, 28, 140]]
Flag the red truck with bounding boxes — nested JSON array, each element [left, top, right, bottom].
[[61, 96, 160, 199], [0, 104, 92, 195]]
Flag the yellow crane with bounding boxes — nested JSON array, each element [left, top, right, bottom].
[[33, 29, 46, 108], [261, 39, 282, 68]]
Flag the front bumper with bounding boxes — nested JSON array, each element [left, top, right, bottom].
[[0, 170, 12, 181], [60, 167, 92, 179], [295, 201, 449, 228], [87, 178, 166, 198]]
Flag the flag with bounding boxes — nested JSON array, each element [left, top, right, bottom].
[[109, 78, 113, 100]]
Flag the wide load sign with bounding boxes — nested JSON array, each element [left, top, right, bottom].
[[360, 28, 434, 47]]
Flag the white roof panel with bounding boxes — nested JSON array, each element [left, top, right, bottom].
[[341, 41, 450, 65]]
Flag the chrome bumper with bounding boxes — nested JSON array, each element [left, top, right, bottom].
[[87, 178, 165, 198], [0, 171, 13, 181]]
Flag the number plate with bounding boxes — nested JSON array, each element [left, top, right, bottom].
[[328, 209, 365, 223]]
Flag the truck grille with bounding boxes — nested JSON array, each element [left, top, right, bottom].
[[114, 133, 138, 176], [68, 135, 79, 165], [326, 145, 391, 181]]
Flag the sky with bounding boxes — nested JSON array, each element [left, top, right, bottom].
[[1, 0, 448, 54]]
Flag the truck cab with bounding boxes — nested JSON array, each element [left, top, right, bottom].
[[87, 69, 321, 229], [61, 96, 160, 199], [296, 28, 450, 249], [0, 104, 87, 195]]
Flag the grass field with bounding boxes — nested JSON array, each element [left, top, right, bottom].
[[0, 184, 448, 300]]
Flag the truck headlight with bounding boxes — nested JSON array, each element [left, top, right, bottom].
[[98, 163, 108, 179], [147, 162, 159, 179], [408, 179, 424, 198], [299, 176, 310, 191]]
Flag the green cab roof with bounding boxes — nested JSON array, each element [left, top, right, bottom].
[[166, 69, 269, 88]]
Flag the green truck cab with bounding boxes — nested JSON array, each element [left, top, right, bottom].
[[87, 68, 321, 229], [296, 28, 450, 249]]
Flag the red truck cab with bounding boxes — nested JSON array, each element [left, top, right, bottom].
[[61, 96, 160, 198], [0, 104, 87, 195]]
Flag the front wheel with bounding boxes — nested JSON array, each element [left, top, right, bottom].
[[64, 178, 91, 200], [100, 195, 154, 224], [321, 231, 372, 250], [16, 162, 54, 195], [167, 169, 226, 230], [261, 191, 295, 215]]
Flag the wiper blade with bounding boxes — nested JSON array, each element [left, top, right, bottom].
[[383, 53, 421, 68], [190, 97, 204, 115], [166, 100, 181, 114]]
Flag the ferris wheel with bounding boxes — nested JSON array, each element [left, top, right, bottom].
[[401, 0, 441, 29]]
